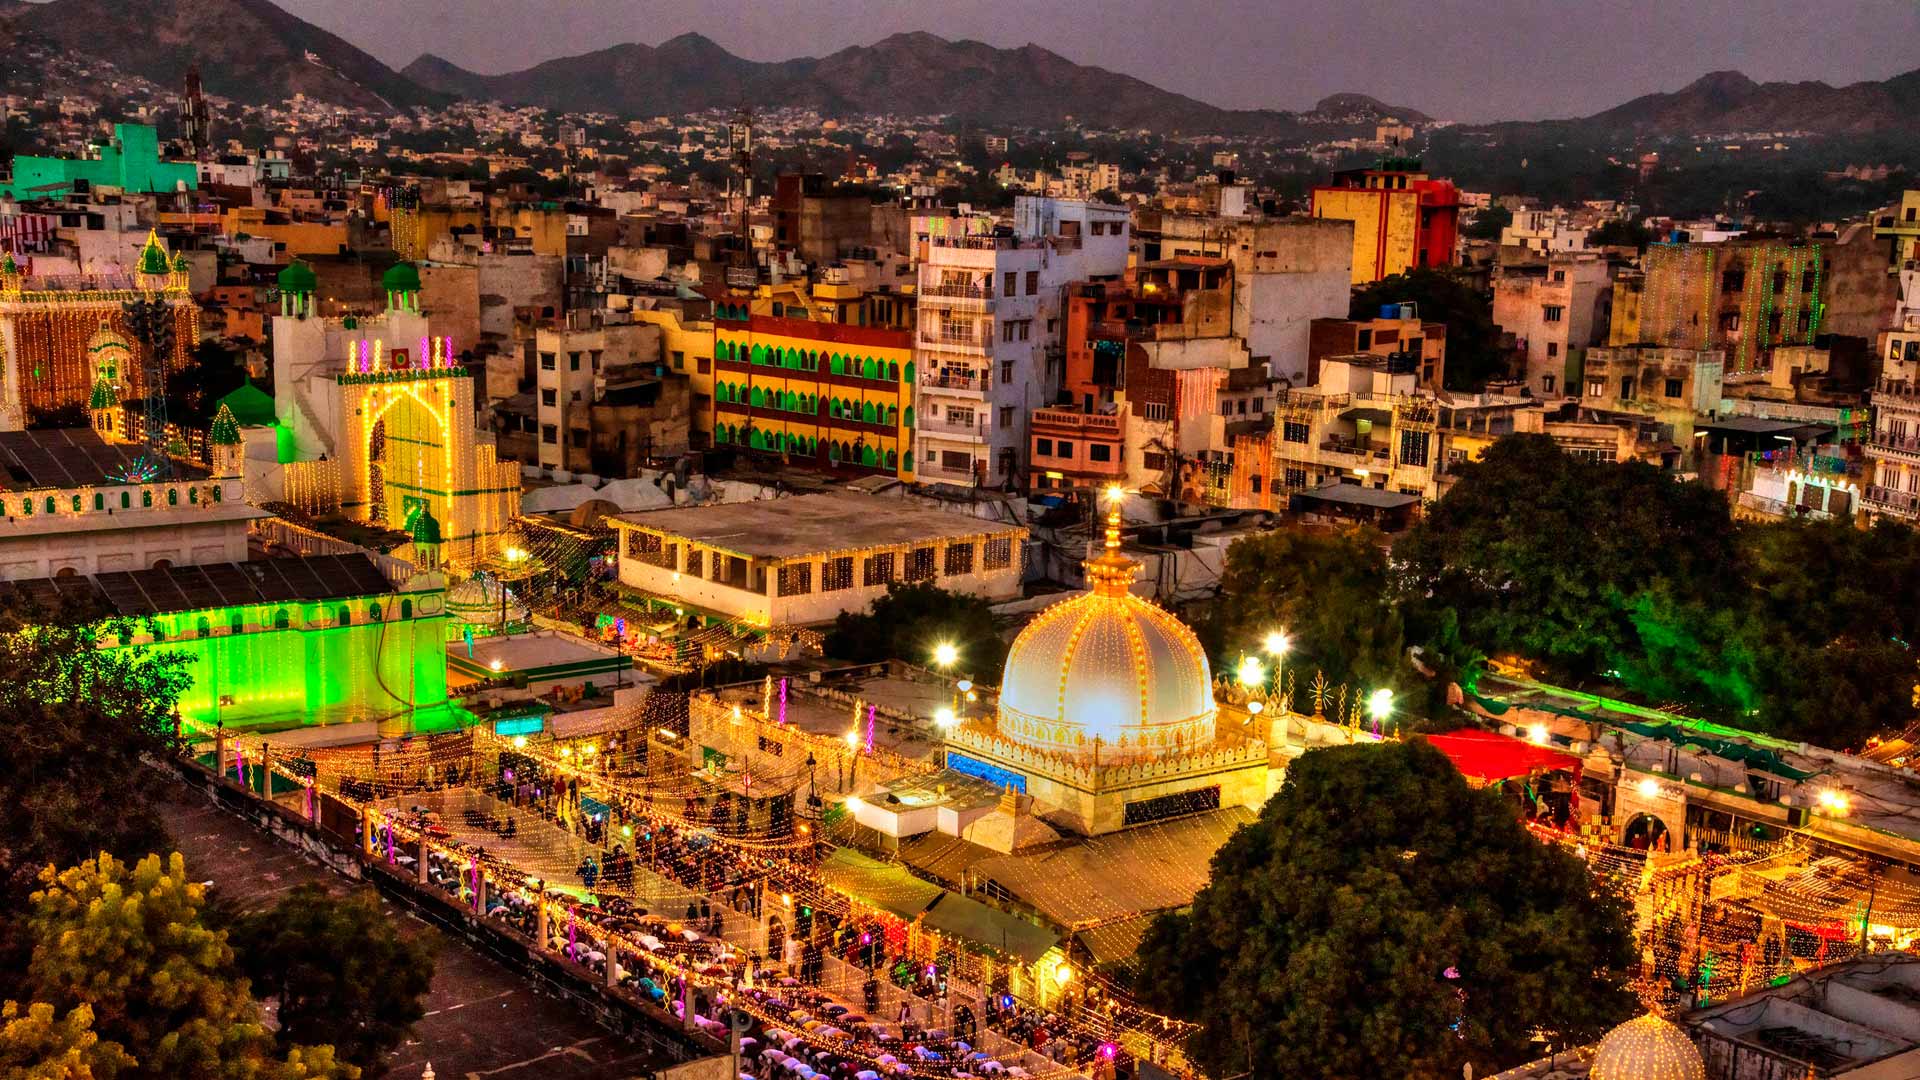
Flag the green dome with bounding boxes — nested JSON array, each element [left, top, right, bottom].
[[382, 261, 421, 293], [407, 505, 442, 546], [89, 378, 118, 411], [276, 258, 317, 293], [172, 252, 191, 272], [215, 379, 276, 427], [208, 403, 241, 446], [137, 230, 171, 276]]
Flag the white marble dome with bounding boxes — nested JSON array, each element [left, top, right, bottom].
[[1591, 1014, 1705, 1080], [996, 581, 1214, 763]]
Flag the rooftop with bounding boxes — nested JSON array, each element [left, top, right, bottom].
[[0, 554, 399, 617], [0, 429, 209, 491], [611, 492, 1023, 560]]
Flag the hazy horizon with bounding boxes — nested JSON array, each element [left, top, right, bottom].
[[254, 0, 1919, 122]]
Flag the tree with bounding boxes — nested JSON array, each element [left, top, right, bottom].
[[16, 853, 354, 1080], [0, 1002, 133, 1080], [231, 887, 436, 1076], [1202, 528, 1410, 704], [0, 594, 194, 988], [1349, 268, 1503, 390], [1587, 219, 1651, 250], [824, 582, 1004, 680], [1135, 740, 1639, 1079], [1461, 205, 1512, 241]]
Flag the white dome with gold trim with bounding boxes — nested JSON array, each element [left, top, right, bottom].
[[996, 499, 1213, 762], [1591, 1014, 1705, 1080]]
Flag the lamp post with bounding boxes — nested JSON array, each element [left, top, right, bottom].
[[1368, 688, 1394, 735], [1263, 630, 1291, 708]]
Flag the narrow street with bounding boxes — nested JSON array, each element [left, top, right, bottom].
[[156, 784, 679, 1080]]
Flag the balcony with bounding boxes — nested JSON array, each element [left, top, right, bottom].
[[918, 329, 990, 355], [920, 413, 991, 439], [1318, 438, 1392, 468], [919, 284, 995, 310], [1867, 432, 1920, 462], [1875, 378, 1920, 404], [1032, 406, 1123, 437], [1863, 484, 1920, 518], [920, 369, 990, 395]]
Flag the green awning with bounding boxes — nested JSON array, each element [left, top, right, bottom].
[[920, 892, 1059, 965], [818, 848, 941, 920], [1339, 406, 1394, 426], [1620, 721, 1817, 782]]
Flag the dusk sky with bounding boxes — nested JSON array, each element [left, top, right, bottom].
[[273, 0, 1919, 122]]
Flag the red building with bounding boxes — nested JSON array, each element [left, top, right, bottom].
[[1310, 163, 1461, 285]]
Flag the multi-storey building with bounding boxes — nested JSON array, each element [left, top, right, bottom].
[[712, 308, 916, 480], [1256, 355, 1441, 504], [912, 197, 1129, 488], [533, 314, 667, 471], [1864, 314, 1920, 524], [1492, 252, 1612, 398], [1308, 306, 1448, 389], [1499, 208, 1590, 255], [1873, 189, 1920, 273], [1578, 344, 1725, 449], [1309, 162, 1460, 285]]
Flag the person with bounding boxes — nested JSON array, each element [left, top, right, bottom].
[[864, 974, 880, 1012], [501, 817, 516, 839], [579, 855, 598, 891]]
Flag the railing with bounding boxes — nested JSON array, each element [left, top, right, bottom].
[[919, 369, 990, 393], [919, 414, 991, 438], [1735, 492, 1791, 518], [1032, 407, 1123, 434], [1863, 485, 1920, 516], [917, 329, 989, 352], [924, 233, 1018, 250], [1875, 379, 1920, 401], [1867, 433, 1920, 455], [919, 283, 993, 301]]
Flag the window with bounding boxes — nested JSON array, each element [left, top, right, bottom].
[[777, 563, 812, 596], [1003, 271, 1017, 297], [1143, 451, 1168, 471], [1141, 403, 1170, 422], [823, 555, 854, 591], [541, 388, 557, 406], [1542, 374, 1556, 394], [672, 350, 685, 370], [1552, 269, 1566, 283], [1586, 379, 1606, 397], [541, 424, 557, 444], [1664, 378, 1683, 399], [1036, 438, 1053, 455], [1399, 430, 1430, 467], [983, 537, 1013, 570], [1001, 360, 1014, 384], [905, 546, 936, 582], [540, 352, 556, 370], [1357, 329, 1373, 351], [1542, 305, 1565, 323], [1284, 466, 1307, 488], [1282, 421, 1309, 444], [1025, 271, 1038, 295], [944, 543, 975, 576], [686, 549, 704, 578], [569, 352, 581, 371], [863, 551, 895, 585], [1089, 443, 1112, 462], [941, 450, 972, 471], [1547, 342, 1559, 358], [999, 406, 1013, 429], [950, 406, 976, 428], [1056, 440, 1074, 457]]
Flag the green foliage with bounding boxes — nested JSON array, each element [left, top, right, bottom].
[[1203, 527, 1410, 701], [0, 1002, 134, 1080], [1349, 268, 1502, 390], [1397, 437, 1920, 745], [231, 887, 436, 1076], [17, 853, 355, 1080], [1460, 204, 1511, 241], [1587, 219, 1652, 249], [0, 594, 193, 924], [1135, 740, 1639, 1079], [824, 582, 1004, 680]]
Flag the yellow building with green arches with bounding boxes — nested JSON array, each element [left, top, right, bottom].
[[710, 311, 915, 480]]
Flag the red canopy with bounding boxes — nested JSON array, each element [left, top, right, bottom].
[[1424, 728, 1580, 782]]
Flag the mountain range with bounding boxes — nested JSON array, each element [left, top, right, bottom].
[[3, 0, 1918, 139]]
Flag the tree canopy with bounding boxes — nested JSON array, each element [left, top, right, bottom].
[[824, 582, 1004, 680], [1350, 268, 1503, 390], [1135, 740, 1639, 1079], [11, 853, 354, 1080], [1201, 528, 1413, 707], [231, 887, 436, 1076]]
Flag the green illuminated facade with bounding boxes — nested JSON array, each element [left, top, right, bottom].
[[2, 124, 198, 199], [111, 581, 459, 735]]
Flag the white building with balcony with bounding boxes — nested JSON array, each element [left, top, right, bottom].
[[913, 198, 1128, 489], [533, 313, 663, 470]]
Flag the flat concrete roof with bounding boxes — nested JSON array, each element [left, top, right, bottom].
[[611, 492, 1023, 560]]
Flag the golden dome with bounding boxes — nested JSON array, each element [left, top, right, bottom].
[[996, 495, 1214, 763], [1591, 1015, 1704, 1080]]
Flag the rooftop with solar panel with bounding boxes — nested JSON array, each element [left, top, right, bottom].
[[0, 428, 209, 491]]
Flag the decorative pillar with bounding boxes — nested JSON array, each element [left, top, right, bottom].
[[258, 741, 273, 797], [606, 943, 620, 988], [534, 892, 549, 952], [472, 860, 486, 915], [361, 810, 375, 857], [213, 724, 227, 784], [416, 839, 431, 884], [681, 976, 696, 1031]]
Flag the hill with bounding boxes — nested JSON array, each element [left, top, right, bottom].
[[0, 0, 445, 111], [1575, 68, 1920, 136], [403, 31, 1426, 135]]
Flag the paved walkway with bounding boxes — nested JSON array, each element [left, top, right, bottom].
[[157, 784, 677, 1080]]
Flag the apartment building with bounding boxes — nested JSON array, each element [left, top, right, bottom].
[[1578, 344, 1725, 449], [533, 315, 666, 471], [1500, 208, 1590, 255], [1492, 251, 1612, 398], [1864, 316, 1920, 524], [1309, 162, 1460, 284], [912, 197, 1128, 488], [1308, 306, 1448, 389]]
